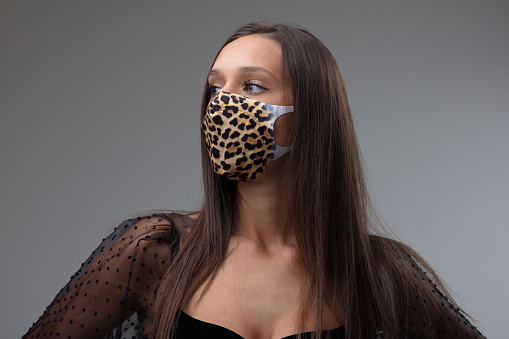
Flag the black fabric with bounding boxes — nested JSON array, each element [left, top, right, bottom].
[[23, 214, 486, 339], [175, 311, 346, 339]]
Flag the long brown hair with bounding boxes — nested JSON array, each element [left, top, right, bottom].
[[151, 21, 456, 339]]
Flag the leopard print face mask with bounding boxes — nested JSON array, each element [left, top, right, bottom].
[[201, 91, 294, 181]]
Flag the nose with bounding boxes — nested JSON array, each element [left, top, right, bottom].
[[220, 82, 235, 95]]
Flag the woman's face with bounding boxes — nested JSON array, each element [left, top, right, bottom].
[[207, 34, 293, 146]]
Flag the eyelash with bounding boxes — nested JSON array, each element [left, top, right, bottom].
[[207, 81, 268, 96], [208, 85, 221, 96], [243, 80, 266, 93]]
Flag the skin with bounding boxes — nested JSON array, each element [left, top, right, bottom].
[[186, 35, 339, 339]]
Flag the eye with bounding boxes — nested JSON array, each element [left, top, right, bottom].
[[208, 85, 221, 97], [243, 81, 266, 94]]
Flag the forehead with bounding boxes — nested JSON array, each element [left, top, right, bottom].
[[212, 35, 282, 79]]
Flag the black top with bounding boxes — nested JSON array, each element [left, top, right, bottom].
[[23, 214, 486, 339], [175, 311, 345, 339]]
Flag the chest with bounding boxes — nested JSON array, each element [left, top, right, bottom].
[[184, 242, 337, 338]]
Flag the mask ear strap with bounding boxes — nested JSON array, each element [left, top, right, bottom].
[[271, 104, 294, 160], [273, 144, 293, 160], [273, 105, 294, 120]]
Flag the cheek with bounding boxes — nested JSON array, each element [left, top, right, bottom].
[[273, 112, 294, 147]]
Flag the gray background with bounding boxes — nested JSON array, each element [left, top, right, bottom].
[[1, 1, 507, 337]]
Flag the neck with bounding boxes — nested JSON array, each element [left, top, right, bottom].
[[235, 159, 294, 248]]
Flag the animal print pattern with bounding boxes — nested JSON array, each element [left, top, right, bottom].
[[201, 91, 283, 181]]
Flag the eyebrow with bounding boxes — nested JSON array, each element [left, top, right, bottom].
[[208, 66, 277, 79]]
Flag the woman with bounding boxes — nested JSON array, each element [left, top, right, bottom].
[[24, 21, 485, 339]]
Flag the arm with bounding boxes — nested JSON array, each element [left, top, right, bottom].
[[406, 256, 486, 338], [23, 215, 178, 339], [372, 236, 486, 338]]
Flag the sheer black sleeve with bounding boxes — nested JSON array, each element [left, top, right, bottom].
[[23, 214, 180, 339], [405, 256, 486, 338], [370, 236, 486, 338]]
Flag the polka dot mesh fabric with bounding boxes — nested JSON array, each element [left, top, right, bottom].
[[23, 214, 179, 339], [23, 214, 485, 338]]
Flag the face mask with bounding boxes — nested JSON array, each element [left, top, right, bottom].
[[201, 91, 294, 181]]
